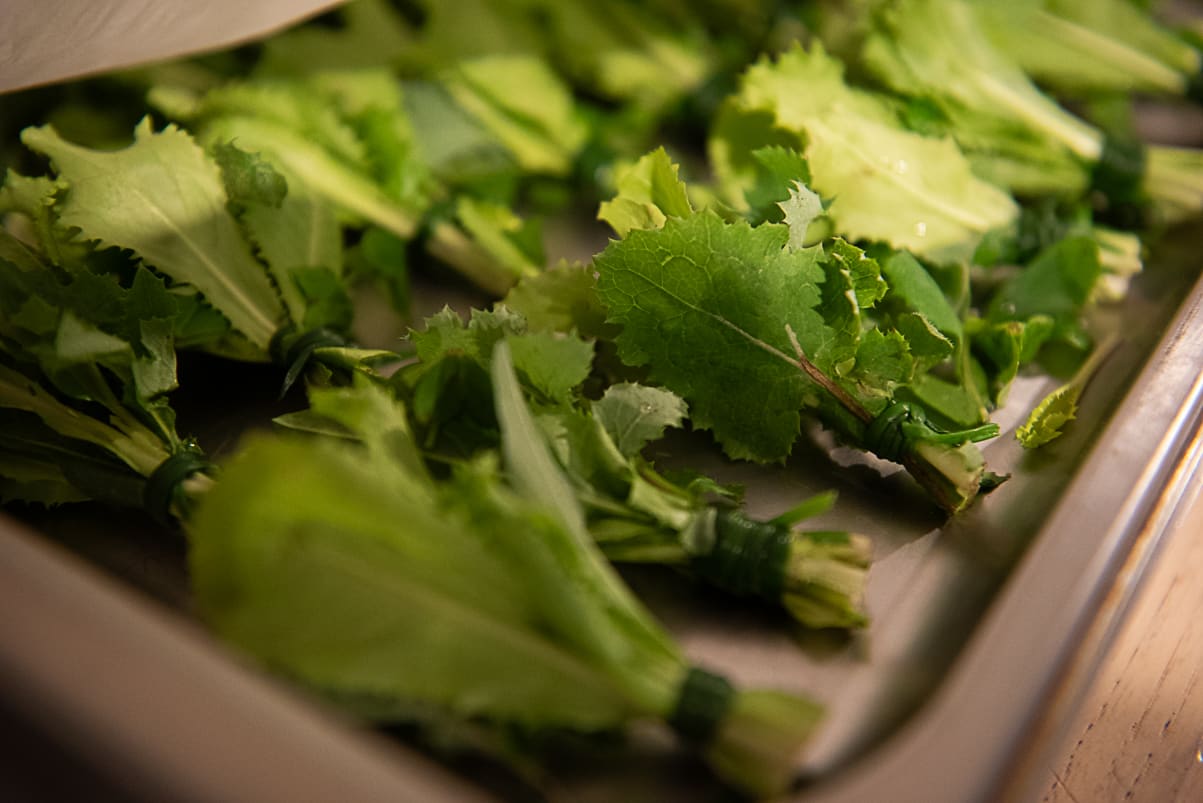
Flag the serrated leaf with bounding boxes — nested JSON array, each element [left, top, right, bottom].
[[595, 212, 830, 462], [730, 44, 1017, 263], [851, 328, 913, 405], [1015, 382, 1080, 448], [503, 260, 614, 339], [826, 238, 887, 309], [592, 383, 687, 458], [598, 147, 693, 237], [21, 120, 284, 348], [1016, 335, 1117, 448], [778, 182, 824, 251], [744, 145, 811, 225], [895, 312, 954, 372], [506, 331, 594, 406]]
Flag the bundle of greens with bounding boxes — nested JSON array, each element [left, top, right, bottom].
[[3, 0, 1202, 798], [5, 119, 399, 389], [703, 37, 1143, 453], [189, 348, 824, 798], [588, 149, 1001, 513], [306, 301, 872, 629], [818, 0, 1203, 225], [0, 193, 209, 518], [972, 0, 1203, 100]]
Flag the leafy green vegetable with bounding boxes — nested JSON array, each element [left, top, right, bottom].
[[974, 0, 1201, 97], [191, 366, 823, 797], [149, 71, 431, 241], [597, 147, 693, 237], [594, 210, 997, 512], [0, 224, 211, 516], [826, 0, 1203, 224], [389, 305, 873, 628], [1016, 334, 1119, 448], [713, 43, 1018, 264], [21, 120, 284, 348]]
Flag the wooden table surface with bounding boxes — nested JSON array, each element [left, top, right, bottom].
[[1034, 484, 1203, 803]]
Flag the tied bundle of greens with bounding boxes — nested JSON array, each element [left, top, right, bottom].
[[147, 57, 583, 296], [819, 0, 1203, 226], [0, 218, 209, 519], [332, 302, 872, 629], [972, 0, 1203, 100], [591, 149, 1001, 513], [6, 119, 398, 390], [189, 347, 823, 798]]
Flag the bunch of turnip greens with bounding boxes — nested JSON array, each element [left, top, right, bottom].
[[0, 112, 872, 629], [190, 350, 826, 799], [288, 302, 872, 629], [0, 181, 839, 797], [3, 0, 1203, 796]]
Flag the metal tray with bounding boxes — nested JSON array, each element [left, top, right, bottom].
[[2, 193, 1203, 803]]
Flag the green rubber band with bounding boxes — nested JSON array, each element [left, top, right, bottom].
[[690, 510, 791, 601], [144, 450, 210, 525], [864, 402, 920, 463], [1090, 134, 1147, 210], [669, 667, 736, 745], [270, 327, 348, 397]]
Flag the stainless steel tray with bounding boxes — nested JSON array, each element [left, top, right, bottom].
[[2, 226, 1202, 802]]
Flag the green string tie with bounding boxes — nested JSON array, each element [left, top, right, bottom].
[[690, 510, 791, 601], [865, 402, 1000, 464], [270, 326, 348, 397], [669, 667, 736, 746], [144, 449, 211, 525]]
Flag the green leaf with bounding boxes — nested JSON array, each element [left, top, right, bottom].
[[491, 342, 684, 678], [974, 1, 1198, 97], [503, 260, 614, 340], [214, 142, 345, 330], [157, 74, 427, 239], [744, 145, 811, 225], [595, 212, 828, 462], [902, 372, 985, 429], [826, 238, 887, 309], [861, 0, 1103, 163], [21, 120, 284, 348], [727, 44, 1018, 263], [444, 55, 589, 176], [1016, 334, 1118, 448], [454, 197, 544, 283], [986, 235, 1101, 343], [598, 147, 693, 237], [778, 182, 824, 252], [894, 312, 954, 373], [880, 249, 962, 339], [190, 433, 640, 730], [592, 383, 688, 458], [506, 331, 595, 406], [213, 142, 288, 208]]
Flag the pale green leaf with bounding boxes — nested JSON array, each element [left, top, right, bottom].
[[21, 120, 283, 348]]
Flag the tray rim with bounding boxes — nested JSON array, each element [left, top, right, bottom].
[[797, 269, 1203, 802]]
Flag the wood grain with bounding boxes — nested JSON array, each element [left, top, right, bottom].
[[1036, 489, 1203, 803]]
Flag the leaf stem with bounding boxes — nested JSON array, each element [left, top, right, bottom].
[[784, 324, 873, 424]]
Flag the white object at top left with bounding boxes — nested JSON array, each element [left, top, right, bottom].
[[0, 0, 344, 92]]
